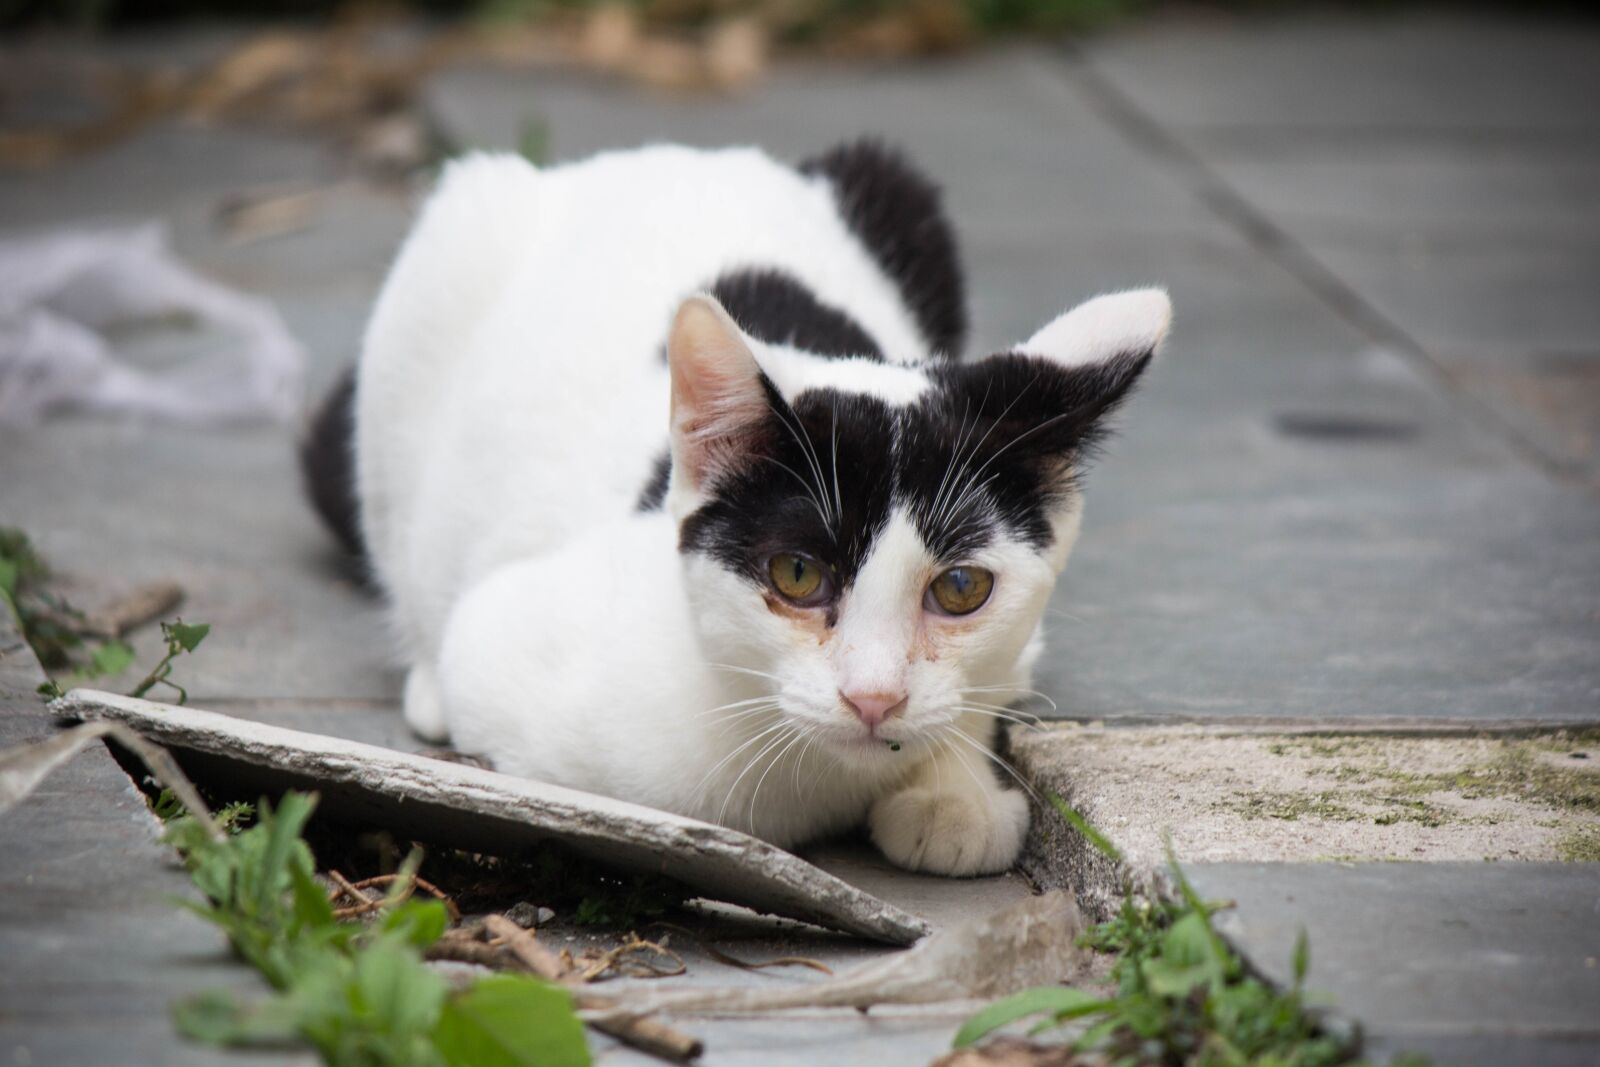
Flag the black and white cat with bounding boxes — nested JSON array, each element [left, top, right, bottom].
[[303, 141, 1170, 876]]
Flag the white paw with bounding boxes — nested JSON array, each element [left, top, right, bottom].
[[868, 785, 1030, 876], [403, 665, 450, 743]]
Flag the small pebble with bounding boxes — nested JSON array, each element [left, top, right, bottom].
[[504, 901, 556, 928]]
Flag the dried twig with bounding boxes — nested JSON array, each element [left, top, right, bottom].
[[328, 870, 461, 921], [0, 720, 221, 841], [79, 581, 185, 639], [481, 915, 703, 1063], [424, 937, 507, 970], [654, 922, 833, 976], [573, 934, 687, 982]]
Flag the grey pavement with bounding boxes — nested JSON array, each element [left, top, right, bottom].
[[1, 10, 1598, 1067]]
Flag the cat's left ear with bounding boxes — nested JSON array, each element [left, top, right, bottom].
[[962, 288, 1171, 466], [666, 294, 773, 497], [1017, 288, 1172, 370], [995, 287, 1172, 430]]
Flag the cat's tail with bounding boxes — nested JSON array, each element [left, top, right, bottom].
[[299, 364, 367, 562]]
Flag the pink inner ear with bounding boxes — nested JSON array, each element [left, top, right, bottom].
[[668, 296, 770, 490]]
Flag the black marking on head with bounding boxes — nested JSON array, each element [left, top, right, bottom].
[[679, 383, 896, 598], [299, 365, 366, 561], [901, 349, 1155, 552], [637, 449, 671, 511], [799, 139, 967, 358], [677, 345, 1154, 594], [710, 268, 883, 361]]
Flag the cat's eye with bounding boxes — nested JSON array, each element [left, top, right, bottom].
[[926, 566, 994, 616], [767, 552, 832, 606]]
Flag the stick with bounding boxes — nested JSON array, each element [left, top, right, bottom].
[[482, 915, 702, 1063], [80, 581, 184, 638]]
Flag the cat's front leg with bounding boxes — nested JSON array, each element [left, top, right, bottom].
[[867, 731, 1030, 877]]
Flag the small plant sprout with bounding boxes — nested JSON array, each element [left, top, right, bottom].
[[129, 619, 210, 705]]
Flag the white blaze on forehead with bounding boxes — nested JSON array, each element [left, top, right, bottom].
[[832, 509, 932, 694], [757, 344, 932, 407]]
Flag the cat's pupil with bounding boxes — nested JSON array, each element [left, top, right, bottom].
[[789, 558, 808, 583], [948, 568, 973, 594]]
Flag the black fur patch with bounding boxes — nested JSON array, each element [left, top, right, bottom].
[[711, 268, 883, 360], [901, 350, 1154, 553], [678, 346, 1155, 602], [299, 366, 366, 560], [679, 382, 897, 601], [799, 140, 967, 358]]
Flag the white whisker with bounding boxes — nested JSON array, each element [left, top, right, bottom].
[[945, 727, 1041, 803]]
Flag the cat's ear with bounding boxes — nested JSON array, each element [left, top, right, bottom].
[[1001, 287, 1170, 426], [1018, 288, 1172, 369], [667, 294, 771, 494], [957, 289, 1171, 471]]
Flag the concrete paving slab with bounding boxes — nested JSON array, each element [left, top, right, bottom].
[[1089, 13, 1600, 135], [1187, 863, 1600, 1064], [1083, 15, 1600, 479]]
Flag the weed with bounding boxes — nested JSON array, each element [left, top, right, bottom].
[[162, 790, 591, 1066], [2, 526, 207, 703], [955, 797, 1425, 1066], [128, 618, 210, 704]]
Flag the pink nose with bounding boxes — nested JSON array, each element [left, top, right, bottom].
[[841, 690, 908, 728]]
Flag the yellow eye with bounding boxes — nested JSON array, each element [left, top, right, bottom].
[[927, 566, 994, 616], [767, 552, 829, 604]]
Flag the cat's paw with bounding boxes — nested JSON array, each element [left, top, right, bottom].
[[403, 665, 450, 743], [868, 785, 1029, 876]]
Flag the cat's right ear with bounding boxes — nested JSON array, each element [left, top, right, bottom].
[[667, 294, 771, 496]]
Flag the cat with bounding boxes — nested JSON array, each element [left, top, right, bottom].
[[302, 140, 1170, 876]]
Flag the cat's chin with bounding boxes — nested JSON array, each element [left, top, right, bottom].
[[813, 727, 927, 770]]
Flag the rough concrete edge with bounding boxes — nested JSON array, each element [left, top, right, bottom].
[[54, 688, 931, 945]]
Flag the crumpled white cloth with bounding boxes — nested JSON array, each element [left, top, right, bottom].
[[0, 223, 303, 425]]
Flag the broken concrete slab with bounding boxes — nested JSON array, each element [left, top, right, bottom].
[[1010, 721, 1600, 920], [53, 688, 930, 945]]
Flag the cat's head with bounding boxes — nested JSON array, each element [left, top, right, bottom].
[[664, 290, 1170, 765]]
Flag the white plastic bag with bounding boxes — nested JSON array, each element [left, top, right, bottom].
[[0, 223, 303, 424]]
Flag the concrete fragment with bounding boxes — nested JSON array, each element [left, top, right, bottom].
[[54, 689, 930, 945]]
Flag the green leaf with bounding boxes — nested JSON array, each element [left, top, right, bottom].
[[173, 989, 304, 1046], [250, 793, 317, 916], [289, 853, 336, 932], [434, 975, 590, 1067], [952, 985, 1109, 1048], [383, 899, 449, 949], [0, 557, 18, 602], [356, 939, 447, 1036], [166, 619, 211, 653], [1047, 794, 1123, 863]]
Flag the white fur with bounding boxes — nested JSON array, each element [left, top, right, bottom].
[[1020, 288, 1172, 367], [357, 146, 1170, 875]]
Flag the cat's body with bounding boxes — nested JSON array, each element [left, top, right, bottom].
[[308, 141, 1171, 875]]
